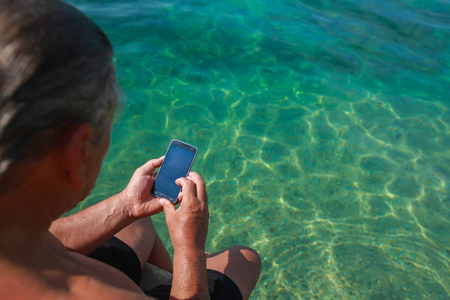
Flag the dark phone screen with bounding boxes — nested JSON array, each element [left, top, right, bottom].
[[153, 143, 196, 200]]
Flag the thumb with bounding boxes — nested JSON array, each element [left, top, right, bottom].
[[159, 198, 176, 214]]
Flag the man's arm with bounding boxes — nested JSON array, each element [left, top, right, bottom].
[[50, 192, 134, 255], [159, 173, 210, 300], [50, 157, 165, 255]]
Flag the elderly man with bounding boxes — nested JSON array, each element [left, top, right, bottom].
[[0, 0, 261, 299]]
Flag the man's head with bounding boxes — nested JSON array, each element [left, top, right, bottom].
[[0, 0, 119, 192]]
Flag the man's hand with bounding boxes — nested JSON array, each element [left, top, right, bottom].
[[159, 172, 209, 251], [159, 172, 210, 299], [121, 157, 165, 219]]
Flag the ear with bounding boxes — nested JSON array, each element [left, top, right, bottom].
[[56, 123, 93, 189]]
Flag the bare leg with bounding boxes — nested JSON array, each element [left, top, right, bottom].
[[148, 233, 173, 273], [114, 217, 173, 272], [206, 246, 261, 300]]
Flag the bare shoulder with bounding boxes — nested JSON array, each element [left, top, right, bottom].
[[0, 279, 150, 300], [0, 252, 155, 300], [68, 252, 156, 300]]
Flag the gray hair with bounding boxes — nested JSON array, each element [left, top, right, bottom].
[[0, 0, 119, 181]]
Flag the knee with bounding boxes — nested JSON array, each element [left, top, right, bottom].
[[226, 246, 261, 299], [228, 246, 262, 274], [206, 245, 261, 299]]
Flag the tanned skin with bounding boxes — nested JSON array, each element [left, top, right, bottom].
[[0, 123, 210, 300], [0, 122, 261, 300]]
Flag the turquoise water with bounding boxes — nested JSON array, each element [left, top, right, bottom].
[[68, 0, 450, 298]]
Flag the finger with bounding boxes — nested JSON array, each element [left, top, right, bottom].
[[175, 177, 197, 199], [136, 156, 164, 176], [177, 191, 183, 203], [187, 172, 207, 204], [159, 198, 176, 214]]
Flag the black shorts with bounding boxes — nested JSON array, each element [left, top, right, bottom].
[[88, 236, 243, 300]]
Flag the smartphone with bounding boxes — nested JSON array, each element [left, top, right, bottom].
[[151, 139, 198, 203]]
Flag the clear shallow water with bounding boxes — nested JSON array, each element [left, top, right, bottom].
[[68, 0, 450, 298]]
